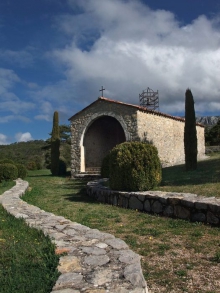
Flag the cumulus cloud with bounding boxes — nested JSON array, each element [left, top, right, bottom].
[[15, 132, 33, 142], [0, 133, 9, 145], [52, 0, 220, 115]]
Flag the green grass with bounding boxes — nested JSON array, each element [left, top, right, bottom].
[[23, 160, 220, 293], [157, 153, 220, 197], [0, 180, 15, 194], [0, 181, 60, 293]]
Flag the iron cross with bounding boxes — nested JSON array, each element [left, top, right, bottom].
[[99, 86, 105, 96]]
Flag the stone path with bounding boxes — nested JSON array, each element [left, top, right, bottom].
[[0, 179, 148, 293]]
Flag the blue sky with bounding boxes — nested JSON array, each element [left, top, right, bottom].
[[0, 0, 220, 144]]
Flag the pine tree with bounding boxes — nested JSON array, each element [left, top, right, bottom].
[[51, 111, 60, 175], [184, 89, 197, 171]]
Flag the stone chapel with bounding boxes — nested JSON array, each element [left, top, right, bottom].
[[69, 97, 205, 177]]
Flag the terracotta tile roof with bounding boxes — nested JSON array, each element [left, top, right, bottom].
[[69, 96, 204, 127]]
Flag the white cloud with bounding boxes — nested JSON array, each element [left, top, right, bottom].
[[0, 115, 31, 123], [15, 132, 33, 142], [0, 68, 36, 117], [0, 68, 20, 96], [52, 0, 220, 115], [0, 133, 9, 145]]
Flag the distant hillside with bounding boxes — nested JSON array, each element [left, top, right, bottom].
[[0, 139, 71, 169], [0, 140, 47, 167], [196, 116, 219, 126]]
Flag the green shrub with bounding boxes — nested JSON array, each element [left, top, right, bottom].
[[109, 142, 162, 191], [0, 163, 18, 182], [0, 159, 14, 164], [101, 153, 111, 178], [26, 161, 37, 170], [15, 164, 27, 179]]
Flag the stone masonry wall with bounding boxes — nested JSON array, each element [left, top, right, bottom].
[[137, 111, 205, 166], [87, 179, 220, 226]]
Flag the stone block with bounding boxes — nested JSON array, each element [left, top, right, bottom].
[[163, 205, 174, 216], [191, 212, 206, 223], [208, 203, 220, 214], [207, 211, 219, 225], [129, 196, 143, 211], [195, 201, 208, 210], [174, 205, 190, 219], [151, 201, 163, 214], [168, 197, 181, 205], [143, 200, 151, 212]]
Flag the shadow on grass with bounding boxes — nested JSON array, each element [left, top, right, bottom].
[[27, 174, 53, 178], [62, 180, 98, 204], [161, 156, 220, 187]]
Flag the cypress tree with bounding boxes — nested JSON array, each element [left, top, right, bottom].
[[184, 89, 197, 171], [51, 111, 60, 176]]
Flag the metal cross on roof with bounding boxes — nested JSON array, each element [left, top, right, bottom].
[[99, 86, 105, 97]]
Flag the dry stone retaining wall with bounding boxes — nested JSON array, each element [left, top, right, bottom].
[[87, 179, 220, 226], [0, 179, 148, 293]]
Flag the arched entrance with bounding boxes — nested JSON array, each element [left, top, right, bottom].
[[83, 116, 126, 172]]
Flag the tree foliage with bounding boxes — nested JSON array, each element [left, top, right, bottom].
[[50, 111, 60, 176], [0, 141, 46, 168], [205, 118, 220, 146], [184, 89, 197, 171]]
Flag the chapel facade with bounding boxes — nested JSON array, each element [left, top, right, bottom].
[[69, 97, 205, 177]]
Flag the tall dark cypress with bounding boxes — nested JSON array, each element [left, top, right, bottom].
[[184, 89, 197, 171], [51, 111, 60, 176]]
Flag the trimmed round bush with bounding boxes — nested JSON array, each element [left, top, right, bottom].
[[15, 164, 27, 179], [0, 163, 18, 182], [109, 142, 162, 191]]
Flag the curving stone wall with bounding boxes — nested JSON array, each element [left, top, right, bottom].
[[87, 179, 220, 226], [0, 179, 149, 293]]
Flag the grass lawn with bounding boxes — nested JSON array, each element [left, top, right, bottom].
[[158, 153, 220, 197], [23, 154, 220, 293], [0, 182, 60, 293]]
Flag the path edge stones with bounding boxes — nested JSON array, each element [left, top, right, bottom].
[[0, 179, 149, 293]]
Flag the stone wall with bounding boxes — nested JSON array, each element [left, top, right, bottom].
[[137, 111, 205, 166], [87, 179, 220, 226]]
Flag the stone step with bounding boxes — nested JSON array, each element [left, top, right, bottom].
[[85, 167, 101, 174]]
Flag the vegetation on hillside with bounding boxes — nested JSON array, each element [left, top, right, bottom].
[[205, 118, 220, 146], [0, 140, 47, 169], [0, 123, 71, 171]]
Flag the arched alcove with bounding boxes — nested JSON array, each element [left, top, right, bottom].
[[83, 116, 126, 171]]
